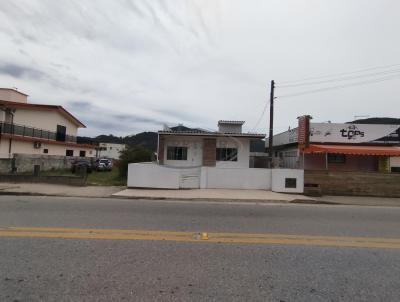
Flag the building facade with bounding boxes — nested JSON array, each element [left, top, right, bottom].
[[128, 120, 304, 192], [97, 143, 126, 160], [158, 121, 264, 168], [0, 88, 95, 159], [267, 115, 400, 173]]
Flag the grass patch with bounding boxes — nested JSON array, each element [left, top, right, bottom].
[[41, 169, 74, 176], [87, 168, 126, 186], [42, 168, 126, 186]]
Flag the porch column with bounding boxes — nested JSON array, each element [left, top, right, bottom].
[[203, 138, 216, 167]]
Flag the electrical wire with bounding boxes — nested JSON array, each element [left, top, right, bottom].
[[277, 68, 400, 88], [278, 63, 400, 85], [277, 74, 400, 99], [251, 101, 269, 132]]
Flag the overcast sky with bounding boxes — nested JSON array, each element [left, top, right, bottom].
[[0, 0, 399, 137]]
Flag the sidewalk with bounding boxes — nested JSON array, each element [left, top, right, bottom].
[[1, 182, 400, 207], [0, 183, 123, 198], [113, 188, 314, 203]]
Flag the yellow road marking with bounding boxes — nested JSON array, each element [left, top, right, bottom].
[[0, 227, 400, 249]]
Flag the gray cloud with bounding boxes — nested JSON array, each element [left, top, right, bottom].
[[0, 63, 47, 80], [0, 0, 399, 138]]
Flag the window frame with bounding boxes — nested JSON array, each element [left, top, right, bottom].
[[216, 148, 238, 162], [166, 146, 188, 161]]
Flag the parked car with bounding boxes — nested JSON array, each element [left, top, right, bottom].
[[96, 158, 113, 171], [71, 159, 93, 173]]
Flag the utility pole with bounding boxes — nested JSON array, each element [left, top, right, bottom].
[[268, 80, 275, 167]]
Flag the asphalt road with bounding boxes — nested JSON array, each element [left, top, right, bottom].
[[0, 196, 400, 301]]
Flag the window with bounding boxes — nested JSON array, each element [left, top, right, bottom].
[[216, 148, 238, 161], [56, 125, 66, 142], [328, 153, 346, 164], [392, 167, 400, 173], [43, 149, 48, 154], [79, 150, 86, 157], [167, 146, 187, 160], [285, 178, 297, 188], [66, 149, 74, 156]]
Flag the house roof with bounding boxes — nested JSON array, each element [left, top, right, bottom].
[[218, 120, 245, 125], [0, 100, 86, 128], [303, 144, 400, 156], [158, 130, 265, 138]]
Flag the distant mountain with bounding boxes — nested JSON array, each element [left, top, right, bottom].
[[77, 132, 158, 151], [349, 117, 400, 125], [77, 126, 266, 153], [123, 132, 158, 151]]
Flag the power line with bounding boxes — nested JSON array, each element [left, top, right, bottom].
[[277, 68, 400, 88], [277, 74, 400, 99], [278, 63, 400, 84], [251, 100, 269, 131]]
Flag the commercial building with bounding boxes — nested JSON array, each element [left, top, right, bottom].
[[267, 115, 400, 197], [268, 115, 400, 172], [0, 88, 95, 159]]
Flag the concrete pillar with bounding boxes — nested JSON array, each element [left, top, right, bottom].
[[158, 136, 165, 165], [202, 138, 216, 167]]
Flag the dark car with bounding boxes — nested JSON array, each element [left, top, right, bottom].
[[71, 159, 93, 173]]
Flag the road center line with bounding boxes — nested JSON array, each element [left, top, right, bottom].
[[1, 227, 400, 249]]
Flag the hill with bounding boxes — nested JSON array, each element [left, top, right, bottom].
[[77, 132, 158, 151]]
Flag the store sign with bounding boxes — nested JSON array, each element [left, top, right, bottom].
[[310, 123, 400, 144]]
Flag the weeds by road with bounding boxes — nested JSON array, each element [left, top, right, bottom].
[[42, 168, 126, 186]]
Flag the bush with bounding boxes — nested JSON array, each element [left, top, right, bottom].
[[118, 145, 153, 178]]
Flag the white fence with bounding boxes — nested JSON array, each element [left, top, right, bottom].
[[128, 163, 304, 193]]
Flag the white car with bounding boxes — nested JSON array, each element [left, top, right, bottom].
[[96, 158, 113, 171]]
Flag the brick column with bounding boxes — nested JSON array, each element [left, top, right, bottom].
[[203, 138, 216, 167], [158, 136, 165, 165]]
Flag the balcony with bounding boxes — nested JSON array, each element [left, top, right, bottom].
[[0, 122, 77, 143]]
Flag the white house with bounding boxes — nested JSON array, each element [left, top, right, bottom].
[[128, 120, 304, 192], [97, 142, 126, 160], [0, 88, 96, 158], [158, 121, 263, 168]]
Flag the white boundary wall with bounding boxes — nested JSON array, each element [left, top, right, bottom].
[[272, 169, 304, 193], [127, 163, 201, 189], [128, 163, 304, 193], [200, 167, 271, 190]]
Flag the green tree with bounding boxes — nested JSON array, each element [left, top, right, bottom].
[[118, 146, 153, 178]]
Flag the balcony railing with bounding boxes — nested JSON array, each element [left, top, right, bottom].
[[0, 122, 77, 143]]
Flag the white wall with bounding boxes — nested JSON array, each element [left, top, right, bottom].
[[0, 138, 95, 158], [128, 163, 304, 192], [200, 167, 271, 190], [163, 136, 203, 167], [271, 169, 304, 193], [128, 163, 201, 189], [98, 143, 126, 160], [12, 109, 79, 136], [216, 137, 250, 168]]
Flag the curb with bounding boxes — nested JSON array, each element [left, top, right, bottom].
[[0, 191, 322, 204]]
